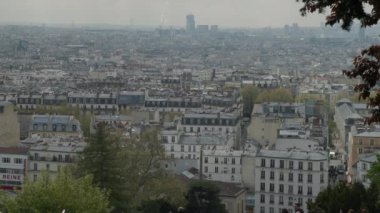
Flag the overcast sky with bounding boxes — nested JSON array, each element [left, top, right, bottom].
[[0, 0, 326, 28]]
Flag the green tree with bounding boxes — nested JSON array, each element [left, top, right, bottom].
[[78, 126, 186, 212], [0, 169, 110, 213], [185, 181, 227, 213], [255, 88, 294, 103], [77, 123, 125, 212], [307, 182, 380, 213], [367, 155, 380, 186], [241, 86, 259, 117]]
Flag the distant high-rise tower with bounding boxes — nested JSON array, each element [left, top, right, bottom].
[[186, 14, 195, 32]]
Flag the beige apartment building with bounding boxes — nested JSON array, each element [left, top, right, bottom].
[[348, 131, 380, 174], [0, 102, 20, 147]]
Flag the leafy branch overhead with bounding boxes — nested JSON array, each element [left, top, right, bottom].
[[297, 0, 380, 123]]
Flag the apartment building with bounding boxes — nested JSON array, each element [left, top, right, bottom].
[[29, 115, 82, 138], [0, 147, 28, 191], [0, 101, 20, 147], [254, 149, 329, 213], [202, 149, 243, 183], [28, 137, 85, 181]]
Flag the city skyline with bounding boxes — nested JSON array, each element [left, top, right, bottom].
[[0, 0, 326, 28]]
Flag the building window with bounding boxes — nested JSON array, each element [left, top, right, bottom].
[[270, 183, 274, 192], [359, 148, 363, 153], [223, 158, 227, 164], [188, 146, 191, 152], [279, 184, 284, 193], [260, 183, 265, 191], [2, 158, 10, 163], [260, 207, 265, 213], [320, 162, 324, 171], [232, 168, 235, 174], [204, 157, 208, 163], [261, 171, 265, 179], [370, 139, 375, 145], [298, 198, 303, 206], [279, 172, 284, 181], [215, 167, 218, 173], [270, 159, 275, 168], [46, 164, 50, 171], [181, 145, 184, 152], [33, 174, 38, 182], [215, 157, 218, 163], [72, 125, 77, 131], [298, 174, 303, 183], [61, 124, 66, 132], [204, 166, 208, 173], [308, 174, 313, 183], [232, 158, 235, 164], [170, 145, 174, 152], [289, 161, 293, 169], [280, 160, 284, 168], [289, 197, 293, 206], [298, 161, 303, 170], [308, 187, 312, 195], [14, 158, 23, 164], [260, 194, 265, 203], [270, 207, 274, 213], [288, 185, 293, 194], [171, 136, 175, 143], [298, 186, 303, 195], [270, 171, 275, 180], [308, 162, 313, 171], [359, 138, 363, 145], [270, 195, 274, 204], [320, 174, 325, 183], [289, 173, 293, 181], [261, 159, 266, 167], [52, 124, 57, 131], [279, 196, 284, 205], [34, 163, 38, 171]]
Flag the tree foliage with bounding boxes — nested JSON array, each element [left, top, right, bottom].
[[296, 0, 380, 123], [367, 154, 380, 186], [185, 181, 227, 213], [0, 169, 110, 213], [307, 182, 380, 213], [241, 86, 259, 117], [255, 88, 294, 103], [78, 125, 186, 212]]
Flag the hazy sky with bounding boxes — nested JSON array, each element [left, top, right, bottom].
[[0, 0, 326, 28]]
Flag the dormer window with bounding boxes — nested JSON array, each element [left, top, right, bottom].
[[72, 125, 77, 131]]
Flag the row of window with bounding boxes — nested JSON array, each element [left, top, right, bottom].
[[182, 117, 236, 126], [204, 157, 239, 165], [260, 183, 313, 195], [260, 171, 324, 183], [183, 126, 233, 134], [259, 194, 310, 207], [2, 157, 23, 164], [0, 168, 24, 174], [204, 166, 237, 174], [261, 159, 325, 171], [32, 124, 78, 131]]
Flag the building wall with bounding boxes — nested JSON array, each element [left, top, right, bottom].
[[221, 191, 246, 213], [241, 155, 256, 191], [0, 103, 20, 147], [202, 151, 242, 183], [247, 116, 280, 146], [0, 153, 27, 190], [254, 154, 328, 213], [348, 134, 380, 173]]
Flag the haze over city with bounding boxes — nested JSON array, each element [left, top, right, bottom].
[[0, 0, 326, 28]]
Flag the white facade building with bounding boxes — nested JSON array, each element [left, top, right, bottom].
[[202, 149, 243, 183], [254, 149, 329, 213], [0, 147, 28, 191], [28, 137, 86, 181]]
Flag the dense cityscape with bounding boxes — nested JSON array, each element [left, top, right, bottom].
[[0, 2, 380, 213]]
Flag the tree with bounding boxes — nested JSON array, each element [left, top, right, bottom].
[[307, 182, 380, 213], [367, 155, 380, 186], [241, 86, 260, 117], [255, 88, 294, 103], [185, 181, 227, 213], [296, 0, 380, 123], [77, 123, 125, 211], [0, 169, 110, 213], [78, 126, 186, 212]]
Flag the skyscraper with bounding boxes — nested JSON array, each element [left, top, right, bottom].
[[186, 14, 195, 32]]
